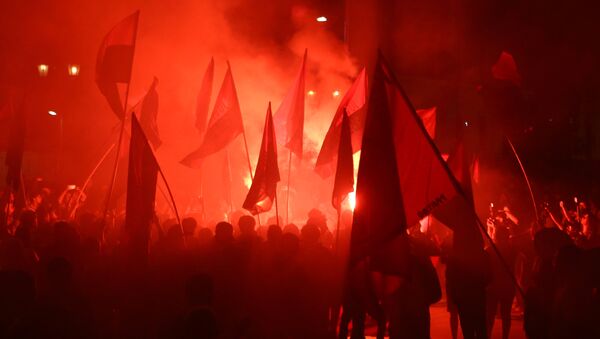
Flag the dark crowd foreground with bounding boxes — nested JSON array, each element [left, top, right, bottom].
[[0, 191, 600, 339]]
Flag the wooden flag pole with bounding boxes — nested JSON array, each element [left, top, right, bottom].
[[286, 150, 292, 225], [102, 14, 140, 224]]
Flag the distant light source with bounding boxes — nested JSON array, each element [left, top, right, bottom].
[[38, 64, 49, 77], [48, 110, 57, 116], [464, 121, 469, 127], [307, 90, 316, 96], [68, 64, 80, 76], [332, 90, 340, 97], [316, 16, 327, 22]]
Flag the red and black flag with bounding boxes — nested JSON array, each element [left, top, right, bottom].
[[96, 11, 139, 120], [331, 110, 354, 210], [125, 114, 159, 262], [274, 49, 306, 159], [315, 67, 367, 178], [181, 62, 244, 168], [243, 103, 280, 215], [196, 58, 215, 138]]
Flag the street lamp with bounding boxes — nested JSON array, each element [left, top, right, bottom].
[[48, 110, 64, 173], [67, 64, 80, 76], [38, 64, 49, 77]]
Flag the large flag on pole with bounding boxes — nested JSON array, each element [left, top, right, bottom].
[[243, 103, 280, 215], [315, 67, 367, 178], [125, 114, 159, 262], [181, 62, 244, 168], [350, 53, 482, 271], [96, 11, 139, 120], [196, 58, 215, 138], [135, 77, 161, 149], [331, 110, 354, 210], [274, 49, 306, 158]]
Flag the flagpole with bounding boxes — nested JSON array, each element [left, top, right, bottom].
[[102, 17, 140, 224], [73, 143, 116, 218], [506, 137, 539, 221], [275, 193, 280, 227], [156, 167, 182, 229], [286, 150, 292, 225], [102, 115, 127, 223], [335, 207, 341, 255], [225, 149, 234, 214], [241, 130, 254, 181], [241, 130, 260, 226]]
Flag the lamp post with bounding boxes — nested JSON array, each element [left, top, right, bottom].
[[48, 110, 64, 174]]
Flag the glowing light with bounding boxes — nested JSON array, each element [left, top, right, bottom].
[[244, 175, 252, 189], [332, 90, 340, 97], [307, 90, 316, 96], [38, 64, 49, 77], [68, 64, 80, 76], [48, 110, 57, 116], [316, 16, 327, 22], [464, 121, 469, 127], [348, 192, 356, 211]]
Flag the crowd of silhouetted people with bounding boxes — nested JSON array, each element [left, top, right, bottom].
[[0, 186, 599, 339]]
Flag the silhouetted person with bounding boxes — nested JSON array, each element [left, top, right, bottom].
[[33, 256, 93, 338], [0, 270, 36, 338], [446, 236, 490, 339], [486, 224, 517, 339], [524, 227, 572, 339]]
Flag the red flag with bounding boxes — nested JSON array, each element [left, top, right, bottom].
[[351, 54, 482, 271], [492, 51, 521, 86], [315, 67, 367, 178], [181, 62, 244, 168], [96, 11, 139, 120], [196, 58, 214, 138], [136, 77, 161, 149], [416, 106, 437, 139], [243, 103, 280, 215], [274, 49, 306, 158], [331, 110, 354, 210], [125, 114, 159, 262]]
